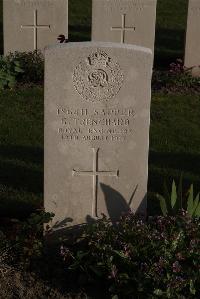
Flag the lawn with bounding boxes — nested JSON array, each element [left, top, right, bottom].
[[0, 0, 189, 67], [0, 87, 199, 218]]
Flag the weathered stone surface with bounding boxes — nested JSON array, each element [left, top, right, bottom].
[[44, 42, 152, 230], [185, 0, 200, 75], [3, 0, 68, 54], [92, 0, 157, 52]]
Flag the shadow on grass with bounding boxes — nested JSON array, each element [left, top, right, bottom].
[[0, 145, 43, 193], [154, 27, 186, 68], [149, 151, 200, 178], [0, 0, 3, 54], [0, 197, 39, 219], [0, 159, 43, 193], [0, 145, 43, 165], [0, 145, 43, 218], [68, 25, 91, 42]]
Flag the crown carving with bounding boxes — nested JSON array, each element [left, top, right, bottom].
[[87, 50, 111, 67]]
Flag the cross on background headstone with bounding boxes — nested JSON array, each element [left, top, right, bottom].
[[72, 148, 119, 218], [21, 9, 51, 50], [111, 14, 136, 43]]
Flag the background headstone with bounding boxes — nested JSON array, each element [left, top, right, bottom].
[[3, 0, 68, 54], [92, 0, 157, 52], [45, 42, 152, 229], [185, 0, 200, 75]]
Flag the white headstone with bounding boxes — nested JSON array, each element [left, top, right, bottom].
[[3, 0, 68, 54], [44, 42, 153, 230], [185, 0, 200, 75], [92, 0, 157, 52]]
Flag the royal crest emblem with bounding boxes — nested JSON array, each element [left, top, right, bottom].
[[73, 50, 124, 102]]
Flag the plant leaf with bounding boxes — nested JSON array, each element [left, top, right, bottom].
[[190, 279, 196, 295], [187, 185, 194, 216], [154, 289, 163, 296], [192, 193, 199, 216], [194, 202, 200, 218], [156, 194, 168, 216], [113, 250, 128, 259], [89, 265, 103, 277], [177, 173, 183, 209], [171, 180, 177, 209]]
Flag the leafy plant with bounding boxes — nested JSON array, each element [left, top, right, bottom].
[[157, 178, 200, 218], [0, 211, 54, 267], [152, 59, 200, 93], [0, 55, 24, 89], [13, 211, 54, 266], [7, 51, 44, 84], [61, 213, 200, 299]]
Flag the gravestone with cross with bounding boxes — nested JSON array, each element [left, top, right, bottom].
[[185, 0, 200, 76], [3, 0, 68, 54], [92, 0, 157, 52], [44, 42, 153, 230]]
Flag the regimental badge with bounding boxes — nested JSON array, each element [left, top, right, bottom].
[[73, 49, 124, 102]]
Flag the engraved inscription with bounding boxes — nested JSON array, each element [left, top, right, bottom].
[[73, 50, 124, 102], [111, 14, 136, 43], [103, 0, 155, 13], [15, 0, 55, 7], [57, 107, 135, 143], [72, 148, 119, 217], [21, 10, 50, 50]]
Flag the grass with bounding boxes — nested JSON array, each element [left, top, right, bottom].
[[0, 0, 188, 68], [149, 93, 200, 213], [0, 87, 43, 218], [155, 0, 188, 67], [0, 87, 199, 218]]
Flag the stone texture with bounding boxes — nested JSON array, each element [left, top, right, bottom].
[[3, 0, 68, 54], [185, 0, 200, 75], [44, 42, 153, 230], [92, 0, 157, 52]]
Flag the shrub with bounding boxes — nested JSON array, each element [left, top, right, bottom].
[[152, 59, 200, 93], [0, 211, 54, 267], [7, 51, 44, 84], [61, 213, 200, 299], [0, 55, 24, 89]]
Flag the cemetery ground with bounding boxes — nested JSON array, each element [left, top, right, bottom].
[[0, 0, 200, 298], [0, 87, 200, 218], [0, 0, 194, 218]]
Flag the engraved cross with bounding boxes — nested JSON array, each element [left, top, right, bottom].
[[111, 14, 136, 43], [72, 148, 119, 218], [21, 9, 51, 50]]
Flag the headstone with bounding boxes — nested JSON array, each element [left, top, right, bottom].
[[185, 0, 200, 75], [3, 0, 68, 54], [44, 42, 152, 230], [92, 0, 157, 52]]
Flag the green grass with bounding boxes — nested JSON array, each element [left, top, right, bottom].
[[0, 0, 188, 68], [155, 0, 188, 67], [0, 87, 43, 218], [149, 93, 200, 213], [0, 88, 199, 218]]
